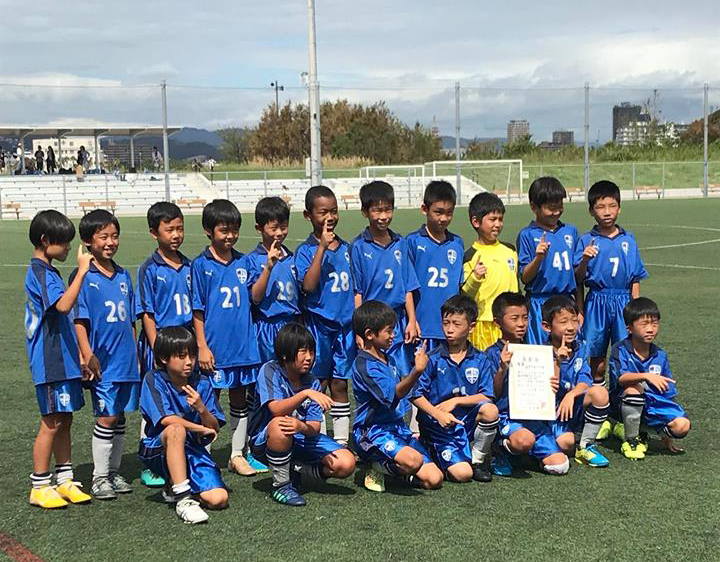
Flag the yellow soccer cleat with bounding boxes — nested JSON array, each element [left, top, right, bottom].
[[29, 486, 68, 509], [612, 422, 625, 441], [56, 481, 92, 504], [595, 420, 613, 441], [364, 464, 385, 493], [620, 439, 645, 460]]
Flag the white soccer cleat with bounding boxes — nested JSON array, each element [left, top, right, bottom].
[[175, 496, 209, 524]]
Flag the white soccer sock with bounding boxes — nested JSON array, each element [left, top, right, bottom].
[[171, 479, 191, 498], [330, 402, 351, 445], [55, 463, 74, 484], [140, 417, 148, 439], [230, 406, 248, 458], [320, 415, 327, 435], [408, 404, 420, 434], [92, 422, 114, 478], [471, 419, 499, 464], [109, 420, 126, 474]]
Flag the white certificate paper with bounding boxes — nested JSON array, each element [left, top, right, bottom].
[[508, 344, 555, 421]]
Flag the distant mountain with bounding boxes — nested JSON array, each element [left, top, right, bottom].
[[172, 127, 224, 147]]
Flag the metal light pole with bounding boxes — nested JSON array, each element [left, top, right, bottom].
[[271, 81, 285, 117], [307, 0, 322, 185], [584, 82, 590, 194], [161, 80, 171, 201], [703, 83, 709, 197], [455, 82, 461, 204]]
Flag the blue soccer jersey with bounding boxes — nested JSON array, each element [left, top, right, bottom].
[[71, 263, 140, 383], [412, 342, 494, 429], [350, 228, 420, 310], [407, 225, 464, 340], [247, 243, 300, 320], [139, 369, 225, 439], [248, 360, 324, 439], [485, 339, 508, 415], [553, 339, 592, 403], [135, 250, 193, 329], [191, 248, 260, 368], [517, 221, 579, 296], [609, 338, 677, 402], [24, 258, 82, 386], [574, 226, 648, 291], [294, 234, 355, 326], [352, 350, 407, 429]]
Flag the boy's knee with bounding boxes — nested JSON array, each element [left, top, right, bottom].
[[478, 403, 499, 422], [200, 488, 228, 510], [669, 417, 691, 437], [325, 449, 356, 478], [446, 462, 473, 483], [588, 385, 609, 404], [623, 384, 645, 396], [395, 447, 423, 474], [509, 430, 535, 453], [542, 453, 570, 475], [165, 424, 187, 442], [329, 378, 348, 397], [556, 432, 575, 453], [419, 464, 444, 489], [99, 415, 119, 428]]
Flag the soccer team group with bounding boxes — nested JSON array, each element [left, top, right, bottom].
[[23, 176, 691, 523]]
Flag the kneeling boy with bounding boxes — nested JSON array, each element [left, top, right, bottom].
[[249, 323, 356, 506], [411, 295, 498, 483], [139, 327, 228, 524], [352, 301, 443, 492]]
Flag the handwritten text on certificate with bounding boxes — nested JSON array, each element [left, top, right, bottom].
[[508, 344, 555, 421]]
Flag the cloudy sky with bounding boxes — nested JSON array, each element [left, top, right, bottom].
[[1, 0, 718, 141]]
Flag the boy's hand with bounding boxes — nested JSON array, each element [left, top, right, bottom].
[[549, 372, 560, 394], [581, 238, 599, 261], [535, 233, 550, 259], [319, 219, 335, 249], [182, 385, 207, 414], [404, 321, 419, 344], [77, 244, 94, 272], [556, 393, 575, 422], [198, 345, 215, 372], [436, 398, 457, 413], [278, 416, 303, 436], [266, 239, 283, 269], [555, 335, 572, 363], [304, 389, 334, 411], [499, 341, 512, 371], [85, 354, 102, 382], [196, 425, 217, 443], [414, 340, 429, 373], [473, 261, 487, 281], [645, 373, 676, 393], [434, 409, 463, 429]]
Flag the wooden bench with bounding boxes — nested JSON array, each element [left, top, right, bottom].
[[340, 194, 359, 210], [634, 185, 663, 200], [79, 201, 117, 215], [698, 183, 720, 194], [176, 198, 207, 210], [4, 202, 21, 219], [566, 188, 584, 202]]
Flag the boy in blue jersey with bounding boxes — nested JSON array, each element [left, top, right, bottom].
[[139, 327, 228, 524], [407, 181, 464, 350], [248, 197, 300, 364], [486, 292, 568, 476], [25, 210, 94, 508], [574, 181, 648, 385], [192, 199, 262, 477], [72, 210, 140, 500], [294, 186, 356, 446], [608, 298, 690, 460], [352, 301, 443, 492], [541, 296, 611, 468], [249, 323, 356, 506], [136, 201, 192, 487], [517, 177, 579, 344], [410, 295, 498, 483]]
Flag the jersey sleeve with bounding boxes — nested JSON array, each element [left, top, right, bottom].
[[199, 377, 226, 427], [410, 355, 434, 400], [303, 379, 324, 423], [69, 268, 90, 321], [608, 344, 632, 388], [126, 272, 137, 324], [247, 253, 263, 288], [573, 234, 589, 268], [575, 348, 593, 388], [516, 229, 535, 275], [349, 239, 365, 296], [140, 373, 175, 426], [136, 262, 155, 317], [293, 244, 312, 286], [630, 236, 649, 283], [255, 363, 289, 408], [190, 259, 207, 312], [401, 240, 420, 293], [478, 355, 495, 399], [361, 361, 399, 409], [41, 268, 67, 312], [461, 248, 480, 295]]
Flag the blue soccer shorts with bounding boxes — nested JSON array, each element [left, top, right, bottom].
[[353, 422, 433, 466], [304, 313, 356, 380], [643, 393, 688, 429], [419, 404, 489, 470], [139, 432, 225, 493], [256, 314, 301, 364], [498, 415, 563, 460], [208, 365, 258, 389], [36, 380, 85, 416], [250, 431, 343, 466], [90, 380, 140, 417], [388, 306, 415, 378], [527, 295, 551, 345], [582, 289, 630, 357]]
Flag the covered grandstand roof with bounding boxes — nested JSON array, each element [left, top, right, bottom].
[[0, 126, 181, 137]]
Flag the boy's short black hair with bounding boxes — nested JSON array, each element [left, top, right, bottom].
[[423, 180, 456, 208], [147, 201, 183, 231], [274, 322, 316, 364], [468, 192, 505, 222], [255, 196, 290, 227], [305, 185, 336, 212], [528, 177, 566, 207], [441, 294, 478, 324], [588, 180, 621, 210], [359, 181, 394, 211], [492, 292, 529, 319], [79, 209, 120, 242], [352, 300, 397, 338], [202, 199, 241, 232], [623, 297, 661, 326], [29, 209, 75, 247], [153, 326, 197, 365], [541, 295, 579, 324]]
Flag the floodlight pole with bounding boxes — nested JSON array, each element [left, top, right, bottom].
[[455, 82, 461, 204], [130, 135, 135, 169], [703, 83, 709, 197], [161, 80, 171, 201], [583, 82, 590, 194], [307, 0, 322, 185]]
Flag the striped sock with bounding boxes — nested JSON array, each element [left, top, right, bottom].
[[30, 472, 52, 489], [330, 402, 351, 445], [55, 463, 74, 484], [230, 407, 249, 458], [171, 479, 191, 499], [580, 402, 610, 448], [621, 394, 646, 441], [471, 419, 499, 463], [266, 448, 292, 488], [109, 420, 126, 474], [92, 422, 115, 478]]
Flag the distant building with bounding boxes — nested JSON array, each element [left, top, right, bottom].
[[615, 121, 689, 147], [32, 137, 103, 168], [431, 115, 440, 138], [552, 130, 574, 146], [612, 103, 649, 142], [507, 120, 529, 144]]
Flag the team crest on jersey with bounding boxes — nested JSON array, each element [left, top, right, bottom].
[[344, 251, 350, 264], [236, 268, 248, 284], [391, 366, 398, 378], [291, 265, 298, 279], [302, 398, 311, 410], [186, 274, 192, 290], [394, 250, 402, 264], [621, 241, 629, 255], [465, 367, 479, 384], [508, 258, 516, 271], [119, 282, 128, 296], [574, 357, 583, 373], [97, 399, 106, 412], [59, 393, 71, 407], [447, 249, 457, 265], [213, 370, 223, 383], [441, 449, 453, 462], [649, 364, 661, 374], [384, 440, 396, 452], [564, 235, 574, 248]]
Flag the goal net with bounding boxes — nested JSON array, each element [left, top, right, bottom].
[[426, 159, 524, 204], [359, 165, 426, 208]]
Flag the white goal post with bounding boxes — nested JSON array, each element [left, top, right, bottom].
[[426, 159, 524, 203]]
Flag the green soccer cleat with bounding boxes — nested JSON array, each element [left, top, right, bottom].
[[612, 422, 625, 441], [140, 469, 166, 488], [596, 420, 613, 441], [621, 438, 646, 460], [364, 464, 385, 493], [575, 444, 610, 467]]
